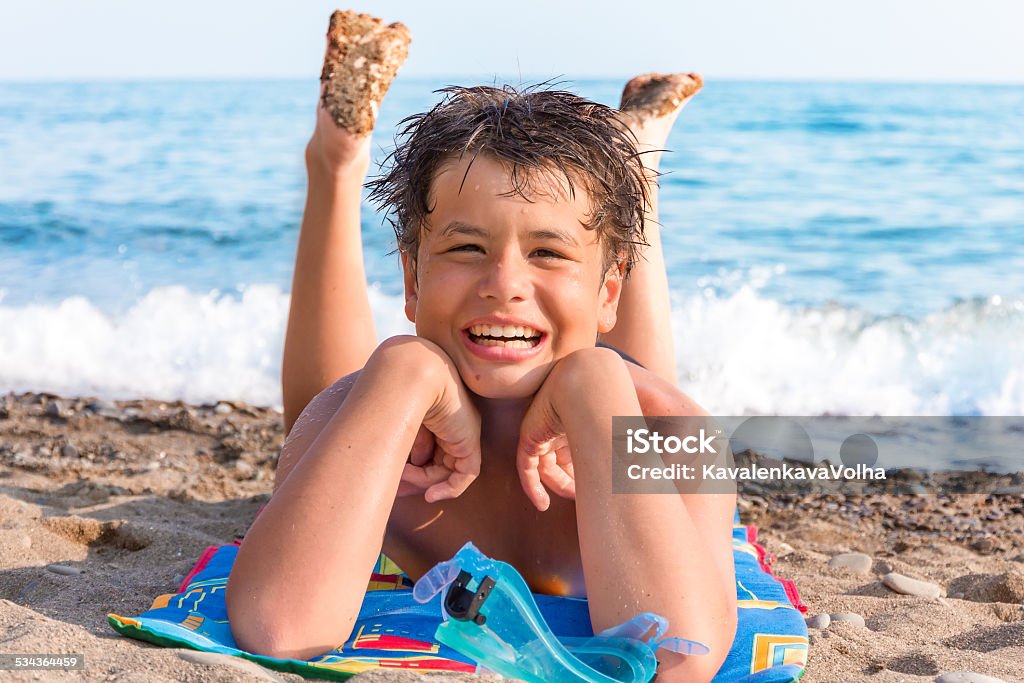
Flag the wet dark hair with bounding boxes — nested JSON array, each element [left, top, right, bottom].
[[366, 84, 649, 275]]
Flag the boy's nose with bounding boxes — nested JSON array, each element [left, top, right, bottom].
[[477, 253, 530, 302]]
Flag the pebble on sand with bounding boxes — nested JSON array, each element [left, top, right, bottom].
[[935, 673, 1009, 683], [773, 541, 795, 557], [805, 613, 831, 629], [177, 650, 282, 682], [45, 564, 82, 576], [827, 552, 873, 575], [828, 612, 865, 628], [883, 572, 944, 599], [214, 402, 233, 415]]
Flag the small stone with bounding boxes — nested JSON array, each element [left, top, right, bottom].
[[61, 443, 79, 459], [882, 572, 943, 599], [46, 401, 65, 418], [46, 564, 82, 576], [828, 552, 873, 575], [774, 541, 795, 557], [935, 673, 1009, 683], [87, 398, 118, 413], [829, 612, 865, 628], [971, 537, 999, 554], [177, 650, 282, 681], [805, 613, 830, 629], [214, 402, 233, 415], [234, 460, 255, 478]]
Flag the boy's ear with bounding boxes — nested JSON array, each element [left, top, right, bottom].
[[597, 261, 625, 334], [401, 251, 418, 324]]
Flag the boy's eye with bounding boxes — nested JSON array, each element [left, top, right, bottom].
[[532, 248, 565, 259], [448, 244, 483, 253]]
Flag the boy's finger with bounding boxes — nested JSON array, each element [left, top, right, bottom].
[[424, 470, 477, 502], [437, 442, 481, 477], [401, 462, 451, 489], [409, 426, 435, 466], [540, 457, 575, 499], [516, 448, 551, 512]]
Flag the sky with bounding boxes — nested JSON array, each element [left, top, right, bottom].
[[1, 0, 1023, 83]]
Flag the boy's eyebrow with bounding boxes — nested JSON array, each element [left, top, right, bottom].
[[441, 221, 487, 239], [441, 221, 580, 247]]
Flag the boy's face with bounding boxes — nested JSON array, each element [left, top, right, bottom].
[[402, 154, 622, 399]]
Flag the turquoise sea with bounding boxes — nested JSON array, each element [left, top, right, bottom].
[[1, 78, 1022, 414]]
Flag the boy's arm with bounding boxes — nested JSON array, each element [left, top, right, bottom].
[[623, 361, 738, 602], [518, 348, 736, 682], [276, 359, 466, 500], [226, 336, 480, 660]]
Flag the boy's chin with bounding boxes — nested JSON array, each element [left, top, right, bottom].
[[462, 368, 547, 401]]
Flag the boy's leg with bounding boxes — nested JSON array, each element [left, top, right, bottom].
[[599, 73, 703, 386], [282, 12, 410, 432]]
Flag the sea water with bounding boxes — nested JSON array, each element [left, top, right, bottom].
[[1, 78, 1022, 415]]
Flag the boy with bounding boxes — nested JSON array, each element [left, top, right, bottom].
[[226, 11, 736, 682]]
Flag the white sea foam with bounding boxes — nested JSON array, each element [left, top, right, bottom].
[[1, 285, 1021, 415]]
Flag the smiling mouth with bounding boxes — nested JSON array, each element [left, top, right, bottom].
[[467, 323, 543, 349]]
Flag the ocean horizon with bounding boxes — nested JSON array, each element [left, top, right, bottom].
[[1, 77, 1022, 415]]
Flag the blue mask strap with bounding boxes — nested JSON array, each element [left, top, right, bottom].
[[598, 612, 710, 657]]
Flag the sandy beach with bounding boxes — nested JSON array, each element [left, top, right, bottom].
[[1, 391, 1022, 682]]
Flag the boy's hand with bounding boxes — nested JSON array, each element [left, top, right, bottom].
[[516, 384, 575, 511], [517, 348, 626, 511], [395, 425, 442, 498], [379, 337, 482, 503]]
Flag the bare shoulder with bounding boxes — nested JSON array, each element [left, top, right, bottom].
[[622, 360, 707, 417], [274, 369, 362, 493]]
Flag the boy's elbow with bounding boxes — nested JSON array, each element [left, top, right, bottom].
[[660, 610, 737, 683], [702, 606, 738, 683], [225, 582, 354, 660]]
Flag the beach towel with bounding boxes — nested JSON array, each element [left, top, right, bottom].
[[109, 509, 807, 681]]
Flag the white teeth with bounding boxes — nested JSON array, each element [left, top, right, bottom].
[[477, 339, 533, 348], [468, 323, 540, 339]]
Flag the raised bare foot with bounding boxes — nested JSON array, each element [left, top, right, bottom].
[[309, 10, 411, 173], [618, 72, 703, 170]]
